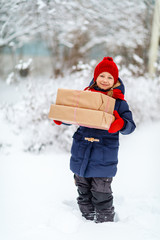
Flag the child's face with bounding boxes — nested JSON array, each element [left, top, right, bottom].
[[96, 72, 114, 90]]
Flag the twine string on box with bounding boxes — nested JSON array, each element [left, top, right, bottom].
[[73, 90, 82, 125]]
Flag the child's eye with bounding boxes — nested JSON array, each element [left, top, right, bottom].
[[100, 75, 104, 77]]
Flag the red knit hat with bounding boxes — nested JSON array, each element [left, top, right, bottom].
[[94, 57, 119, 83]]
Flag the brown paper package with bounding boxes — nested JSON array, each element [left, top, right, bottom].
[[56, 88, 115, 114], [48, 104, 115, 130]]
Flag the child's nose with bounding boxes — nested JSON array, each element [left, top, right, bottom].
[[103, 78, 109, 82]]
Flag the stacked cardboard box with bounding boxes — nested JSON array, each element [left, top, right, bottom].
[[48, 88, 115, 130]]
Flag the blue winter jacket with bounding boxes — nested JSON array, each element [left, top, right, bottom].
[[70, 78, 136, 178]]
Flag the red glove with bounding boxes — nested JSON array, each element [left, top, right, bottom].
[[108, 110, 124, 133], [53, 120, 62, 125]]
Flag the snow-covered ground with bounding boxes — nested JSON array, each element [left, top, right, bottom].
[[0, 107, 160, 240]]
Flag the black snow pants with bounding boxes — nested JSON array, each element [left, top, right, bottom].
[[74, 174, 115, 223]]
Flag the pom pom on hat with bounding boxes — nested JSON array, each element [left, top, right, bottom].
[[94, 56, 119, 83]]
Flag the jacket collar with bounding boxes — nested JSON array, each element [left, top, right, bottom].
[[85, 77, 125, 100]]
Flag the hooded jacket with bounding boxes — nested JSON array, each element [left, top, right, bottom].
[[70, 78, 136, 178]]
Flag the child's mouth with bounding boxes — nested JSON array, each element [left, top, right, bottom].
[[101, 83, 109, 87]]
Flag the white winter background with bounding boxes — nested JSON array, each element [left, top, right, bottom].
[[1, 0, 160, 239], [0, 65, 160, 240]]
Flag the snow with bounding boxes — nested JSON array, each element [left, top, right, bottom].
[[133, 54, 144, 64], [1, 66, 160, 153], [15, 59, 32, 70], [0, 0, 159, 237], [0, 65, 160, 239], [0, 107, 160, 240]]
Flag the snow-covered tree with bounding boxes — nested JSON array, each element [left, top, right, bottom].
[[148, 0, 160, 75], [0, 0, 155, 76], [0, 0, 43, 48]]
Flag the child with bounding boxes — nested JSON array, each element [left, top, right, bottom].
[[54, 57, 136, 223]]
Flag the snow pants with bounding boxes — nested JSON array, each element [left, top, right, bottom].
[[74, 174, 115, 222]]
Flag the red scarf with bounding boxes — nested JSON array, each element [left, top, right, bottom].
[[84, 87, 125, 101]]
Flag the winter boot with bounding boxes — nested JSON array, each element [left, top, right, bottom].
[[95, 207, 115, 223], [77, 189, 95, 221], [79, 204, 95, 220]]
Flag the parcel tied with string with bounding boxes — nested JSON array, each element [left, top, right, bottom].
[[48, 104, 115, 130], [55, 88, 115, 114]]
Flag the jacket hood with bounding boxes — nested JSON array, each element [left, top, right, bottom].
[[88, 77, 125, 95], [116, 77, 125, 95]]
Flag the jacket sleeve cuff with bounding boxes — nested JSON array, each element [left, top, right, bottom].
[[62, 122, 72, 126], [120, 118, 136, 135]]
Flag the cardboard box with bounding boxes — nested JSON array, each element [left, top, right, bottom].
[[56, 88, 115, 114], [48, 104, 115, 130]]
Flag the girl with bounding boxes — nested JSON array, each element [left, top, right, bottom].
[[54, 57, 136, 223]]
